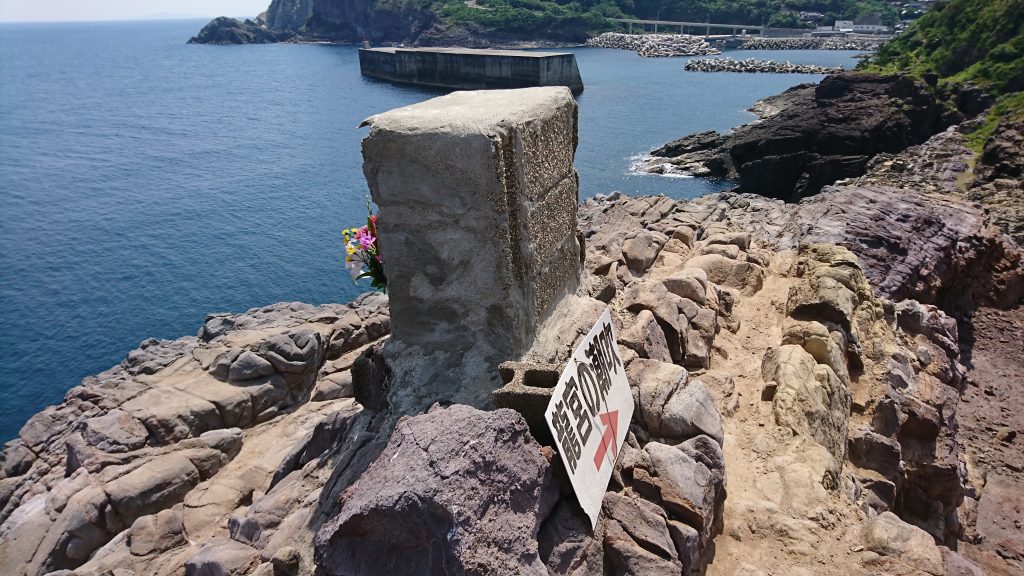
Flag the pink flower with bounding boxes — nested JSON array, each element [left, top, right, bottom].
[[356, 227, 375, 250]]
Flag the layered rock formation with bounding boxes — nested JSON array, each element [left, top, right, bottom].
[[187, 16, 293, 44], [2, 83, 1021, 576], [640, 73, 959, 201]]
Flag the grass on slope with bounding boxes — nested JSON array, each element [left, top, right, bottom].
[[864, 0, 1024, 94], [963, 91, 1024, 153]]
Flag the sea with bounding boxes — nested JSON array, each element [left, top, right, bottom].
[[0, 19, 860, 441]]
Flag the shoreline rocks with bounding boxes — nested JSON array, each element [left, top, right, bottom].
[[684, 57, 841, 74], [586, 32, 720, 57], [187, 16, 292, 45], [638, 73, 960, 201]]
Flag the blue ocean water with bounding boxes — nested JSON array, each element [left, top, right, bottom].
[[0, 19, 859, 440]]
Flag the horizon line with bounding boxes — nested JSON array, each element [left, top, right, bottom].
[[0, 15, 258, 24]]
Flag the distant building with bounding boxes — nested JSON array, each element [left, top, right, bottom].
[[853, 23, 891, 33], [831, 19, 890, 34]]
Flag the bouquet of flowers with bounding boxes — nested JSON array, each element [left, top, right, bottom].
[[343, 202, 386, 292]]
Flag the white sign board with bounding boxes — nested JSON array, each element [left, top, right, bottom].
[[544, 307, 634, 530]]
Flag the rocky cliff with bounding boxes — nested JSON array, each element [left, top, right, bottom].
[[2, 112, 1021, 573], [639, 73, 969, 202], [189, 0, 437, 45]]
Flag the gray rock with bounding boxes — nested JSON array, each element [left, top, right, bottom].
[[128, 506, 186, 556], [314, 404, 557, 576], [184, 537, 262, 576], [227, 351, 275, 381], [700, 243, 740, 260], [104, 453, 201, 531], [642, 442, 724, 541], [121, 388, 223, 445], [23, 484, 110, 573], [602, 492, 675, 560], [604, 519, 683, 574], [619, 310, 672, 363], [685, 254, 764, 296], [705, 232, 750, 250], [628, 360, 723, 445], [311, 371, 353, 401], [663, 271, 707, 305], [677, 434, 725, 477], [621, 279, 687, 363], [208, 348, 243, 379], [667, 520, 702, 576], [1, 441, 36, 477], [82, 409, 150, 453], [622, 229, 667, 274]]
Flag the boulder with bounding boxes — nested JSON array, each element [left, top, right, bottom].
[[25, 485, 110, 573], [104, 453, 201, 530], [786, 275, 857, 330], [602, 492, 676, 560], [121, 388, 223, 445], [847, 427, 902, 480], [604, 520, 683, 575], [621, 280, 688, 362], [622, 230, 667, 274], [315, 404, 557, 576], [82, 409, 150, 453], [684, 254, 764, 296], [128, 506, 186, 556], [311, 371, 354, 401], [640, 442, 724, 541], [862, 511, 944, 575], [627, 360, 723, 444], [762, 345, 850, 468], [184, 537, 262, 576], [619, 310, 672, 363], [662, 270, 707, 305], [227, 351, 275, 382]]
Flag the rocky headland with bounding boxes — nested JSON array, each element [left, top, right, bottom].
[[635, 72, 985, 201], [6, 0, 1024, 572], [2, 83, 1022, 574], [683, 57, 841, 74]]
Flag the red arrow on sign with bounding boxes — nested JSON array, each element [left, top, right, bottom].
[[592, 410, 619, 471]]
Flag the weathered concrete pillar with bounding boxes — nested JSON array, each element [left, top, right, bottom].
[[360, 87, 582, 412]]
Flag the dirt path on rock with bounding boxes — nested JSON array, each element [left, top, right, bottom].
[[705, 266, 866, 576], [958, 306, 1024, 574]]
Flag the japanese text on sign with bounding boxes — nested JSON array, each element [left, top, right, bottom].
[[545, 308, 634, 529]]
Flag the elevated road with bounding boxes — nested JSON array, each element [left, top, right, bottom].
[[608, 18, 762, 35]]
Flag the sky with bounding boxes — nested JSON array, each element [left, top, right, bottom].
[[0, 0, 270, 22]]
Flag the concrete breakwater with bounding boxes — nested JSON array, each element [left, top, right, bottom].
[[586, 32, 719, 57], [738, 36, 887, 50], [358, 47, 584, 93], [685, 57, 842, 74]]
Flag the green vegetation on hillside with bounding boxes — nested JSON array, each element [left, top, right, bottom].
[[863, 0, 1024, 94], [964, 91, 1024, 153], [438, 0, 900, 40]]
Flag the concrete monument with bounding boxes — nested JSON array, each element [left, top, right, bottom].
[[359, 87, 583, 413]]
